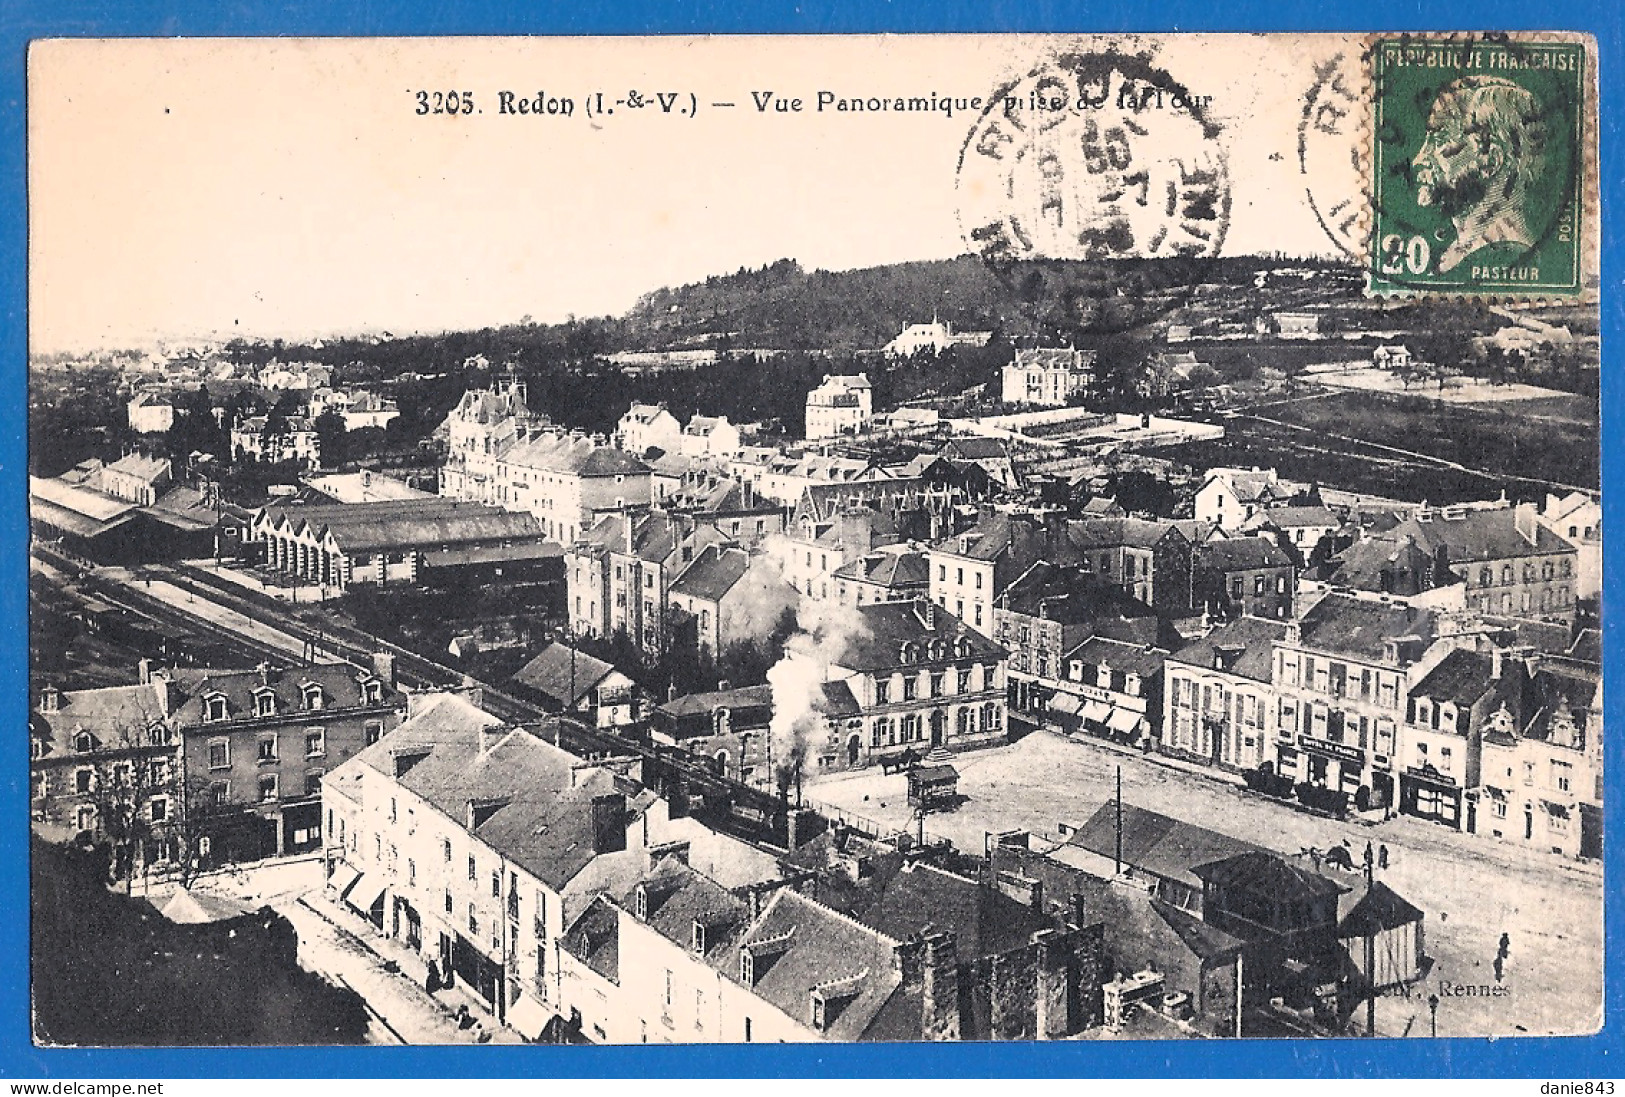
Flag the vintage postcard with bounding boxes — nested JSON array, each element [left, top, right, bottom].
[[26, 33, 1601, 1047]]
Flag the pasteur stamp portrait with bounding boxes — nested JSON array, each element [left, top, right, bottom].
[[1368, 34, 1590, 298]]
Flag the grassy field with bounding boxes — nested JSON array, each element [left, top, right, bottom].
[[1162, 389, 1598, 502]]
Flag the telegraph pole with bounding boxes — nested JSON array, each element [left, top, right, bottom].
[[1365, 852, 1377, 1038], [1114, 765, 1123, 874]]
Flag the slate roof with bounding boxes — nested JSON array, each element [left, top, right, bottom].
[[827, 599, 1006, 673], [164, 661, 401, 730], [1256, 505, 1339, 529], [813, 680, 861, 718], [512, 644, 618, 708], [1195, 536, 1292, 572], [561, 895, 621, 983], [832, 550, 930, 589], [504, 433, 650, 478], [30, 681, 171, 750], [732, 888, 904, 1042], [1063, 635, 1170, 679], [1294, 593, 1436, 661], [1168, 615, 1290, 682], [1013, 347, 1096, 370], [104, 453, 171, 483], [1408, 648, 1498, 708], [347, 692, 654, 892], [1336, 881, 1424, 938], [669, 545, 751, 603], [999, 560, 1158, 625], [1191, 851, 1346, 901], [1391, 507, 1574, 563], [1068, 517, 1184, 551], [654, 684, 774, 721], [624, 856, 749, 963], [1067, 802, 1267, 893], [259, 498, 545, 554], [855, 862, 1048, 959]]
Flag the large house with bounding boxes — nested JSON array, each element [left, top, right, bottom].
[[231, 415, 320, 468], [126, 392, 176, 434], [1163, 616, 1291, 773], [1192, 536, 1295, 620], [321, 691, 777, 1037], [804, 375, 874, 440], [565, 511, 730, 658], [439, 383, 651, 544], [667, 544, 797, 657], [1271, 594, 1443, 812], [175, 659, 406, 863], [882, 318, 992, 358], [1194, 468, 1306, 530], [1388, 503, 1579, 623], [615, 403, 683, 457], [778, 598, 1008, 771], [1001, 347, 1096, 407]]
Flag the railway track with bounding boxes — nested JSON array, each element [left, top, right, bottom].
[[72, 558, 814, 843]]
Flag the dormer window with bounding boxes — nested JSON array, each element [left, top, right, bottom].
[[204, 693, 228, 723], [635, 885, 649, 921], [362, 678, 383, 705], [302, 683, 324, 710], [740, 949, 754, 984], [254, 688, 277, 718], [692, 921, 708, 954], [74, 731, 95, 754]]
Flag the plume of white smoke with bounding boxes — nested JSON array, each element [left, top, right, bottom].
[[765, 591, 872, 797], [719, 545, 801, 647]]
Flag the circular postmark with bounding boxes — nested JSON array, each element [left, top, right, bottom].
[[956, 47, 1231, 332], [1367, 33, 1586, 297], [1298, 49, 1367, 261]]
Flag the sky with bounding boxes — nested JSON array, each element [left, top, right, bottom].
[[28, 34, 1358, 352]]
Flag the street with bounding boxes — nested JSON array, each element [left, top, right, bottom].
[[804, 729, 1604, 1038]]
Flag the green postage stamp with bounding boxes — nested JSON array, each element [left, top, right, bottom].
[[1368, 35, 1590, 297]]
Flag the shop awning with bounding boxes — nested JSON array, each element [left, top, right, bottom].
[[1047, 693, 1082, 716], [345, 872, 386, 914], [1107, 708, 1143, 734], [1081, 700, 1113, 724], [328, 862, 360, 898]]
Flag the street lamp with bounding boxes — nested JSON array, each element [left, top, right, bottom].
[[1427, 993, 1440, 1038]]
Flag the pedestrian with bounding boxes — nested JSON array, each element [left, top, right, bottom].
[[1493, 954, 1505, 983], [1364, 840, 1374, 869], [1498, 932, 1510, 961], [1378, 843, 1389, 869], [1310, 848, 1322, 872]]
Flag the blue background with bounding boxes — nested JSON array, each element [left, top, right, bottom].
[[0, 0, 1618, 1079]]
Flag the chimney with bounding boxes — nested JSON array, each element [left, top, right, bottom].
[[460, 673, 484, 710], [371, 652, 397, 688], [920, 932, 961, 1040], [478, 724, 505, 755], [623, 516, 635, 555], [138, 658, 152, 684], [1071, 892, 1088, 930], [256, 662, 272, 686], [150, 670, 173, 718], [592, 792, 628, 854], [1491, 647, 1505, 680], [1514, 501, 1538, 544], [787, 807, 810, 852]]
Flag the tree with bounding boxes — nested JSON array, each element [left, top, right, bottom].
[[312, 409, 347, 468], [81, 718, 182, 893]]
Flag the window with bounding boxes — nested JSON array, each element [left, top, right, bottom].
[[305, 728, 325, 757], [1553, 760, 1573, 793], [445, 890, 454, 914], [365, 721, 384, 746], [208, 738, 230, 770], [902, 676, 917, 702], [303, 685, 324, 710], [257, 734, 279, 763], [1439, 746, 1453, 772], [205, 694, 228, 722], [1254, 575, 1266, 595], [492, 870, 501, 899], [148, 796, 168, 822], [443, 837, 453, 862], [930, 671, 945, 697], [74, 768, 93, 794], [256, 692, 276, 718], [468, 854, 477, 881], [408, 858, 416, 886], [305, 770, 323, 796], [76, 806, 95, 832], [468, 903, 479, 936], [390, 797, 398, 824], [258, 774, 279, 802], [958, 668, 972, 693]]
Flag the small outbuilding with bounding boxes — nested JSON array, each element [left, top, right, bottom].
[[1337, 880, 1426, 990]]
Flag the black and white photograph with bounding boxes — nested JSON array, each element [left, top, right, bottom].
[[25, 33, 1603, 1045]]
